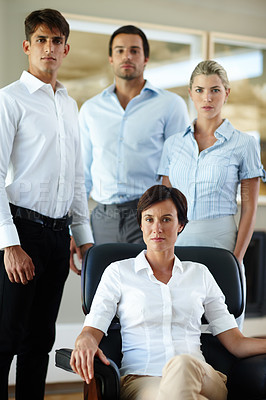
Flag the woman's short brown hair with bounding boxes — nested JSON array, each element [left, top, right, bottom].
[[137, 185, 188, 228]]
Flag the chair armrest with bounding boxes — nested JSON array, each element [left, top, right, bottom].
[[227, 353, 266, 400], [55, 348, 75, 373], [55, 348, 120, 400]]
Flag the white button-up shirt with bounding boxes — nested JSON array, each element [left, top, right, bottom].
[[0, 71, 93, 248], [84, 250, 237, 376]]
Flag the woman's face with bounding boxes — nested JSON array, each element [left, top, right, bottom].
[[189, 74, 230, 121], [140, 199, 184, 252]]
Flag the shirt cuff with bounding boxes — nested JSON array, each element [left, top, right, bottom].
[[70, 222, 94, 247], [239, 168, 265, 181], [209, 313, 238, 336], [83, 313, 110, 336], [0, 224, 20, 249]]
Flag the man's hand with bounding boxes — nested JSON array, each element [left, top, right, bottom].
[[69, 236, 93, 275], [70, 327, 108, 384], [4, 245, 35, 285]]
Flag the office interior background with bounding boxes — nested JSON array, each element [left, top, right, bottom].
[[1, 0, 266, 390]]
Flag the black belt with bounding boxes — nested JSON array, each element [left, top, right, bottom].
[[10, 204, 72, 231], [98, 198, 140, 212]]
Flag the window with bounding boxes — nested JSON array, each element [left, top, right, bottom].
[[209, 32, 266, 196], [58, 14, 206, 114]]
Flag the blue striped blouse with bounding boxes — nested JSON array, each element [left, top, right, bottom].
[[158, 119, 265, 220]]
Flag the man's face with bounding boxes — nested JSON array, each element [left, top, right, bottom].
[[23, 24, 69, 80], [109, 33, 149, 81]]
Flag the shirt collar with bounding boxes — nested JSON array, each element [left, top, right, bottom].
[[141, 80, 161, 94], [102, 79, 160, 97], [134, 249, 183, 276], [183, 118, 233, 141], [20, 70, 67, 95]]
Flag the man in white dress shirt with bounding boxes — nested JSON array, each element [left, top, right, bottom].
[[0, 9, 93, 399]]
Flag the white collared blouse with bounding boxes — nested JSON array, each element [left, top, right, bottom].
[[84, 250, 237, 376]]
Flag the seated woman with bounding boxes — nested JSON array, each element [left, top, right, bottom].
[[70, 185, 266, 400]]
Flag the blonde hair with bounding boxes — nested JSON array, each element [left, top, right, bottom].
[[189, 60, 230, 90]]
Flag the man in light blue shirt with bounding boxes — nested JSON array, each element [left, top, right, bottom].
[[79, 25, 190, 244]]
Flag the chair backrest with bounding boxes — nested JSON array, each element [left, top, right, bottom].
[[81, 243, 244, 317], [81, 243, 244, 372]]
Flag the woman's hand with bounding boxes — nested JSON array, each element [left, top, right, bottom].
[[70, 327, 108, 384]]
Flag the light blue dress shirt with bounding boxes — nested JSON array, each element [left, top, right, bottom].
[[158, 119, 265, 220], [79, 80, 190, 204]]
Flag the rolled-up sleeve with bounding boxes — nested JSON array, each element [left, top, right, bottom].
[[83, 262, 121, 335], [203, 268, 238, 336], [239, 135, 265, 180]]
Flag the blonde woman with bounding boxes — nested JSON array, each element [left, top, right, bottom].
[[158, 60, 265, 329]]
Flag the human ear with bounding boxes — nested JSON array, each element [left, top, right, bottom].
[[143, 57, 149, 67], [64, 43, 70, 57], [22, 40, 31, 55], [177, 224, 184, 234], [224, 88, 230, 103]]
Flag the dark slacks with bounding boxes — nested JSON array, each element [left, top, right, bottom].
[[91, 199, 144, 245], [0, 218, 70, 400]]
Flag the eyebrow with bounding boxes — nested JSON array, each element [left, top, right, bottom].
[[114, 45, 141, 50], [36, 35, 64, 40], [143, 213, 174, 217], [195, 85, 221, 89]]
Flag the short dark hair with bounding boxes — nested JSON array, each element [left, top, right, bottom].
[[24, 9, 70, 43], [109, 25, 150, 58], [137, 185, 188, 228]]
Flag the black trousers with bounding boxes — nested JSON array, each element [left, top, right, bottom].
[[0, 218, 70, 400]]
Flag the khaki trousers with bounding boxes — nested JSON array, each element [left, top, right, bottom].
[[120, 354, 228, 400]]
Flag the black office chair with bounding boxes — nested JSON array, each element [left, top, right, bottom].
[[56, 243, 266, 400]]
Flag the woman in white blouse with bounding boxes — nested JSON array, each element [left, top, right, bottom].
[[158, 60, 265, 329], [70, 185, 266, 400]]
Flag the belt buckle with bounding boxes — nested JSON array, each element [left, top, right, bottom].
[[52, 219, 64, 231]]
